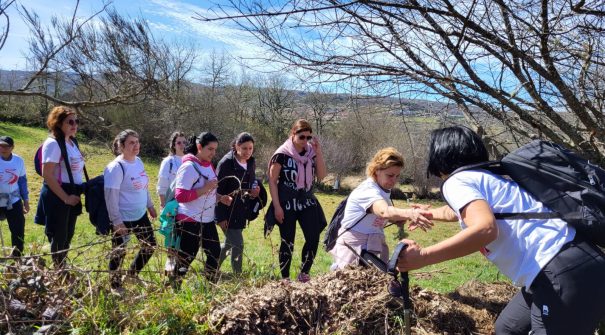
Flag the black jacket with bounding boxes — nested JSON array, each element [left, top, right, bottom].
[[215, 151, 257, 229]]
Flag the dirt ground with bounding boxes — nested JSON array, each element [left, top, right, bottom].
[[208, 267, 517, 335]]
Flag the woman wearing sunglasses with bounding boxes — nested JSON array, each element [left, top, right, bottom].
[[157, 131, 186, 276], [36, 106, 86, 268], [157, 131, 187, 209], [329, 147, 433, 270], [397, 126, 605, 334], [266, 119, 327, 283]]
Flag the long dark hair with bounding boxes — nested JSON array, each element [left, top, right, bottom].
[[112, 129, 139, 156], [231, 132, 255, 151], [184, 132, 218, 155], [427, 126, 489, 177]]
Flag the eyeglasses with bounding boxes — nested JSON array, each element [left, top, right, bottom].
[[175, 141, 185, 145], [66, 119, 80, 126], [297, 134, 313, 141]]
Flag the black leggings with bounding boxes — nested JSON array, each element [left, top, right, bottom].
[[495, 237, 605, 335], [278, 205, 324, 278], [172, 220, 220, 278], [39, 183, 82, 267], [0, 200, 25, 257], [109, 214, 156, 286]]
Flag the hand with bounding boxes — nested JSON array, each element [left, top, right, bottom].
[[250, 186, 260, 198], [204, 179, 219, 193], [148, 207, 157, 219], [274, 205, 285, 224], [396, 239, 426, 272], [309, 136, 322, 153], [217, 220, 228, 232], [219, 195, 233, 206], [65, 194, 81, 206], [113, 223, 128, 236], [23, 200, 30, 214], [407, 208, 434, 232], [410, 203, 432, 210]]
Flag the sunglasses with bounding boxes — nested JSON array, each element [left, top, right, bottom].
[[297, 134, 313, 141], [66, 119, 80, 126]]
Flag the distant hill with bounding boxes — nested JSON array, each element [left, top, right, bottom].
[[0, 69, 468, 117]]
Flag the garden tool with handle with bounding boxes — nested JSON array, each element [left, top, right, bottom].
[[343, 241, 412, 335]]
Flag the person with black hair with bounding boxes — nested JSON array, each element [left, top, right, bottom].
[[396, 126, 605, 334], [266, 119, 327, 283], [104, 129, 157, 295], [216, 132, 261, 274], [0, 136, 29, 257], [36, 106, 85, 267], [169, 132, 232, 286]]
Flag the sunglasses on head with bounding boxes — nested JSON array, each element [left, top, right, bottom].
[[66, 119, 80, 126], [297, 134, 313, 141]]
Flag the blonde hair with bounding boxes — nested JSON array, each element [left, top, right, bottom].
[[366, 147, 405, 178]]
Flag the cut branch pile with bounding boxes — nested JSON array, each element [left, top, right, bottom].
[[209, 267, 517, 335]]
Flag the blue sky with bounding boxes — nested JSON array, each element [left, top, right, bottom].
[[1, 0, 265, 70]]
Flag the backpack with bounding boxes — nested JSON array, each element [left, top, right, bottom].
[[164, 162, 206, 203], [34, 137, 85, 177], [159, 162, 206, 248], [245, 179, 268, 221], [34, 146, 43, 176], [84, 162, 124, 235], [447, 140, 605, 247], [322, 196, 368, 252]]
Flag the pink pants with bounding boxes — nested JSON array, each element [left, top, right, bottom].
[[330, 229, 388, 270]]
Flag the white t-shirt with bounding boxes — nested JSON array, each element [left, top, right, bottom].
[[443, 169, 575, 287], [157, 155, 183, 195], [104, 156, 150, 221], [0, 154, 26, 207], [342, 178, 392, 235], [175, 160, 217, 223], [42, 137, 85, 184]]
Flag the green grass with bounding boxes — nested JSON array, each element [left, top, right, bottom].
[[0, 121, 505, 333]]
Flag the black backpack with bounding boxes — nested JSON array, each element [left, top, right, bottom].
[[323, 196, 368, 251], [84, 162, 124, 235], [447, 140, 605, 247]]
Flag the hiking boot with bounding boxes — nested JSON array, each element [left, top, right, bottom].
[[297, 273, 311, 283]]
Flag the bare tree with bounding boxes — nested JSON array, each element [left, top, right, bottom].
[[0, 1, 195, 111], [198, 0, 605, 165], [252, 74, 295, 143], [302, 88, 340, 135]]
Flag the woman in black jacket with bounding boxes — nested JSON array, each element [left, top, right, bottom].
[[216, 132, 260, 274]]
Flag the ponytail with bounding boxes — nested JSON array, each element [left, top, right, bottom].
[[112, 129, 139, 156], [184, 135, 198, 155]]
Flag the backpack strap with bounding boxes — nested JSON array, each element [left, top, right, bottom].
[[191, 162, 208, 186], [443, 161, 562, 221], [334, 197, 369, 241], [70, 137, 90, 182], [57, 137, 75, 186]]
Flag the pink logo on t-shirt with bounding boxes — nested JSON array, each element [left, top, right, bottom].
[[131, 171, 148, 190], [372, 217, 387, 228], [0, 169, 18, 185]]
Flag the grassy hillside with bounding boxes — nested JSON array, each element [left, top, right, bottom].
[[0, 122, 502, 334]]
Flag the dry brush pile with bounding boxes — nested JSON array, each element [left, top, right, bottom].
[[1, 258, 517, 334], [208, 267, 517, 335]]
